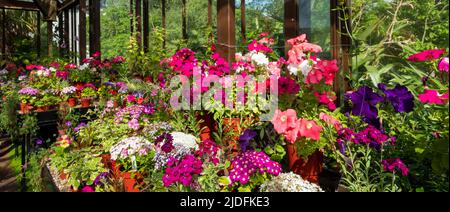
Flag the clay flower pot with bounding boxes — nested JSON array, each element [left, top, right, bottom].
[[197, 113, 216, 141], [81, 98, 91, 108], [36, 106, 49, 112], [20, 102, 31, 114], [286, 143, 324, 184], [67, 98, 77, 107]]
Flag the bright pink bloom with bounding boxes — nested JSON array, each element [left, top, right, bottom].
[[65, 63, 77, 69], [382, 158, 409, 176], [314, 92, 337, 110], [127, 95, 136, 103], [92, 52, 102, 58], [248, 40, 273, 53], [306, 60, 339, 85], [438, 57, 449, 72], [408, 49, 445, 62], [418, 89, 449, 105], [284, 124, 300, 144], [298, 119, 322, 141], [271, 109, 298, 134], [81, 186, 94, 192], [287, 34, 308, 47]]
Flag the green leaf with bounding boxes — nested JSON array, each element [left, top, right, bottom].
[[415, 148, 425, 154]]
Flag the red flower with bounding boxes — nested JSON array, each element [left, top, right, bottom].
[[314, 92, 337, 110], [408, 49, 445, 62], [137, 97, 145, 105]]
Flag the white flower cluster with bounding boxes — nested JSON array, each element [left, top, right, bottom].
[[250, 52, 270, 67], [62, 86, 77, 95], [171, 132, 199, 150], [288, 60, 316, 77], [110, 137, 155, 161], [260, 172, 323, 192]]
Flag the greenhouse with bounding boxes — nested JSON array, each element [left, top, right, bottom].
[[0, 0, 448, 194]]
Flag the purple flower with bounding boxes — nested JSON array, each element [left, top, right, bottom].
[[239, 129, 257, 152], [19, 88, 39, 96], [379, 84, 414, 113], [347, 86, 384, 120], [382, 158, 409, 176], [74, 123, 87, 132], [94, 172, 110, 186], [65, 121, 72, 127], [35, 139, 43, 146], [161, 140, 175, 153]]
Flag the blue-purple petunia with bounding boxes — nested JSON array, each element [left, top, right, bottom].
[[379, 84, 414, 113], [239, 129, 257, 152], [347, 86, 384, 120]]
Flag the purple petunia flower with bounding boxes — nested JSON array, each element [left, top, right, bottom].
[[74, 123, 87, 132], [382, 158, 409, 176], [239, 129, 257, 152], [347, 86, 384, 120], [93, 172, 110, 186], [380, 84, 415, 113]]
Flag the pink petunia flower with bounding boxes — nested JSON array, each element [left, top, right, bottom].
[[418, 89, 449, 105], [271, 109, 298, 134], [408, 49, 445, 62], [298, 119, 322, 141], [438, 57, 449, 72], [320, 112, 342, 130]]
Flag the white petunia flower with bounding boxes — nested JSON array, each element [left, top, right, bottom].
[[251, 52, 269, 67]]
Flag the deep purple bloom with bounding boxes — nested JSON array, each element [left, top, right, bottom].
[[74, 123, 87, 132], [347, 86, 384, 120], [239, 129, 257, 152], [94, 172, 109, 186], [382, 158, 409, 176], [380, 84, 414, 113], [35, 139, 43, 146], [161, 140, 175, 153]]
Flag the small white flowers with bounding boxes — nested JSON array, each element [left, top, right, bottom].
[[110, 137, 155, 161], [171, 132, 199, 150], [251, 52, 270, 67], [260, 172, 323, 192], [62, 86, 77, 95], [287, 63, 300, 76], [79, 63, 89, 71]]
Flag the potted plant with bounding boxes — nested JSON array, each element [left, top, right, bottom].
[[110, 137, 155, 192], [81, 87, 97, 108], [18, 87, 39, 114], [62, 86, 78, 107]]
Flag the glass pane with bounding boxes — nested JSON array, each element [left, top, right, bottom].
[[238, 0, 285, 56], [298, 0, 331, 58], [100, 0, 131, 58]]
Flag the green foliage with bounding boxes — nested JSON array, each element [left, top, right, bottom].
[[198, 161, 230, 192]]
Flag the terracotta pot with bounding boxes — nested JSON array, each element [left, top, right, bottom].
[[67, 98, 77, 107], [36, 106, 49, 112], [287, 143, 324, 184], [81, 99, 91, 108], [2, 96, 6, 101], [113, 101, 119, 108], [20, 103, 31, 114], [197, 113, 216, 141]]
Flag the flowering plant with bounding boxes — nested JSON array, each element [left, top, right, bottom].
[[18, 87, 39, 104], [260, 172, 323, 192], [61, 86, 77, 100], [110, 137, 155, 172], [81, 87, 97, 99]]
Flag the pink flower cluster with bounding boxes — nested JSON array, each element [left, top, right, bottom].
[[418, 89, 449, 105], [271, 109, 322, 143], [196, 140, 220, 165], [314, 91, 337, 110], [162, 155, 203, 187], [162, 48, 198, 77], [382, 158, 409, 176], [407, 49, 445, 62], [248, 40, 273, 53], [319, 112, 342, 130], [229, 151, 281, 185], [306, 60, 339, 85], [287, 34, 322, 65]]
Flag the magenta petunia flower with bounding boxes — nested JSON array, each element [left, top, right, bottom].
[[418, 89, 449, 105], [438, 57, 449, 72], [382, 158, 409, 176], [407, 49, 445, 62]]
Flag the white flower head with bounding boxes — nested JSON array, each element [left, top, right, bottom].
[[171, 132, 199, 150], [287, 64, 300, 76], [79, 63, 89, 71], [300, 60, 313, 77], [251, 52, 270, 67]]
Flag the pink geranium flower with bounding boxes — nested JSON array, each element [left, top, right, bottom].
[[407, 49, 445, 62], [271, 109, 298, 134], [438, 57, 449, 72], [298, 119, 322, 141], [418, 89, 449, 105], [314, 92, 337, 110]]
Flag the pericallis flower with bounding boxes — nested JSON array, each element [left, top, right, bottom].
[[379, 84, 414, 113], [110, 137, 154, 161], [347, 86, 384, 120]]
